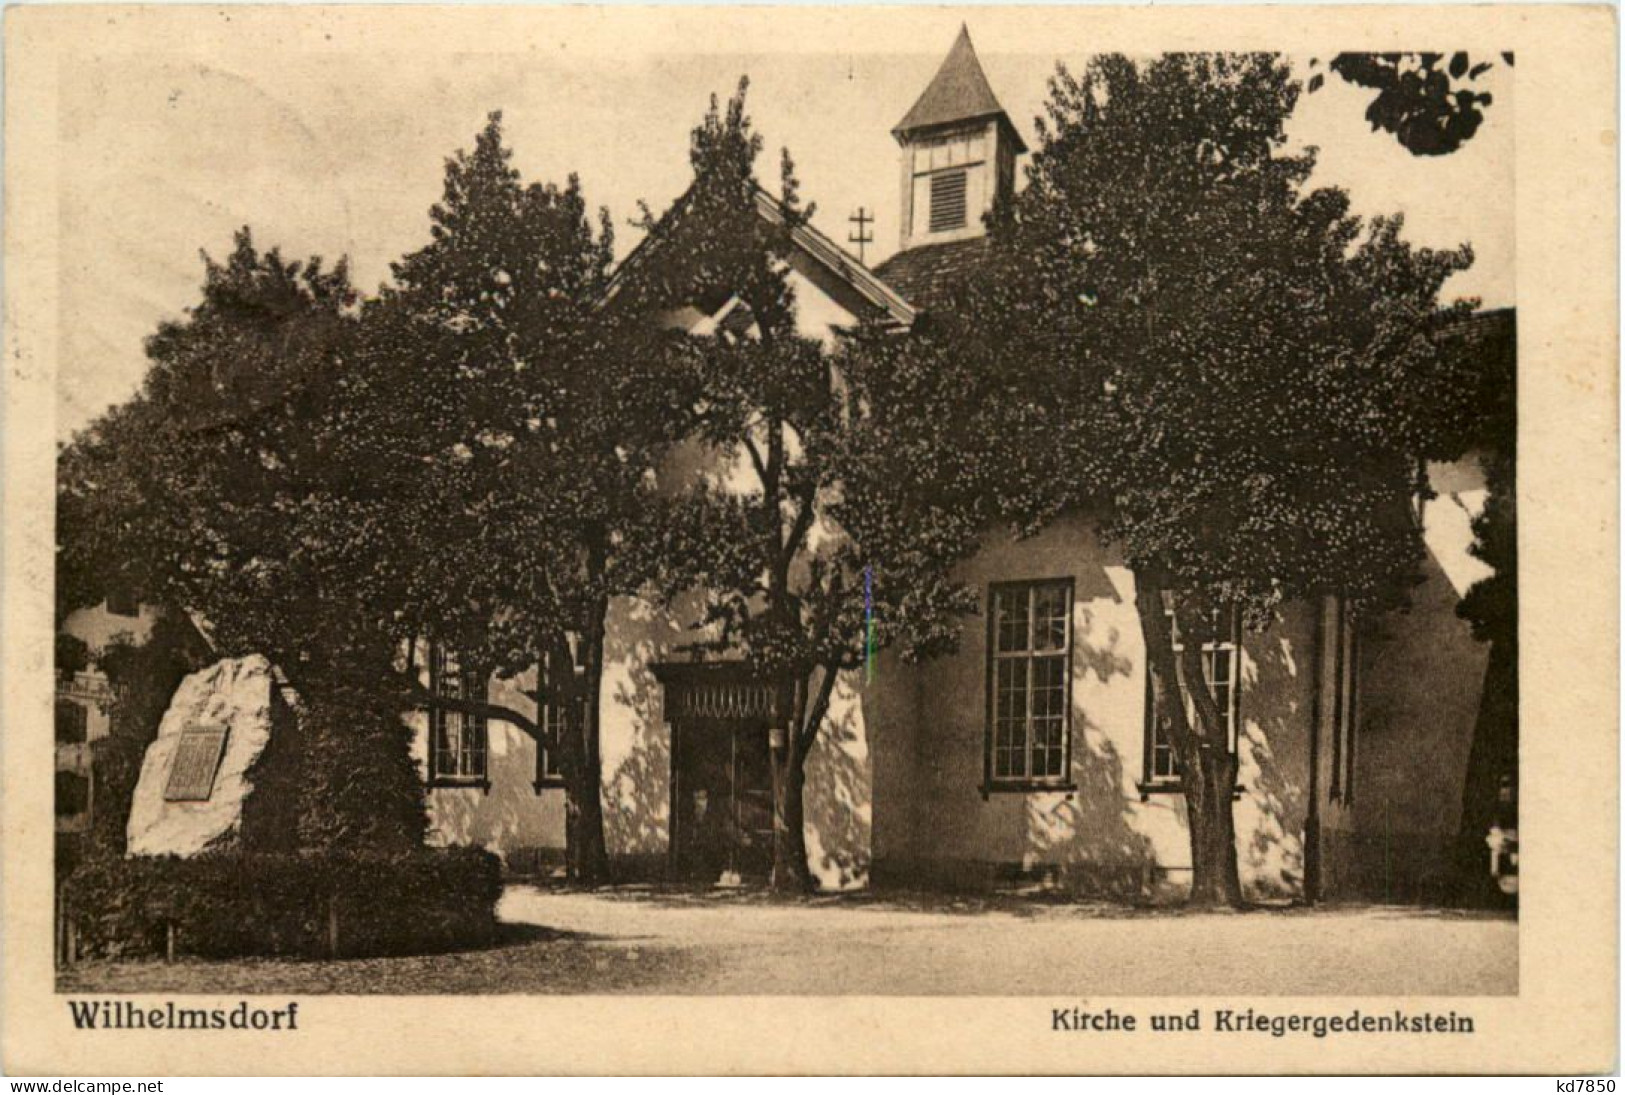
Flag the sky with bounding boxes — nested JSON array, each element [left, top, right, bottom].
[[54, 19, 1513, 438]]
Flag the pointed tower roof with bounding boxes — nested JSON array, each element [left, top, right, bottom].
[[892, 25, 1027, 152]]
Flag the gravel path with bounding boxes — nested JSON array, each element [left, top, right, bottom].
[[58, 884, 1516, 996]]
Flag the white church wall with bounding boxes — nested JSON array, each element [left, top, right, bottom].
[[873, 513, 1315, 900], [410, 656, 568, 870]]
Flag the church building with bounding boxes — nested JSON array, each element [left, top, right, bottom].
[[406, 27, 1511, 903]]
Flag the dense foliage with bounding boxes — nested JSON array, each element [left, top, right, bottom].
[[55, 55, 1503, 911], [622, 83, 989, 890], [347, 113, 695, 880], [1309, 52, 1509, 156], [279, 692, 430, 854], [934, 53, 1482, 904], [55, 114, 693, 877], [1451, 316, 1517, 905], [63, 846, 501, 959]]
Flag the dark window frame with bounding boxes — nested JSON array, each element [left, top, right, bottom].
[[428, 645, 490, 791], [534, 731, 568, 789], [982, 577, 1077, 795], [534, 637, 586, 792], [105, 591, 139, 618], [1139, 605, 1243, 797]]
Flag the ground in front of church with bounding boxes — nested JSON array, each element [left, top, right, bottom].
[[57, 883, 1516, 996]]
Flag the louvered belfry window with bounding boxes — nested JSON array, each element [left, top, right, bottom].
[[929, 169, 968, 233]]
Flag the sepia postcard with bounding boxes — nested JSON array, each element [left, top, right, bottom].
[[2, 2, 1616, 1077]]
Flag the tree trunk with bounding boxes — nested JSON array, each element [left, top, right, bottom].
[[1452, 634, 1517, 907], [1182, 738, 1243, 907], [573, 593, 612, 885], [771, 737, 813, 894], [769, 677, 815, 894], [1134, 572, 1246, 909], [542, 629, 585, 882]]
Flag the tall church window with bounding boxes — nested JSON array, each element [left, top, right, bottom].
[[429, 645, 488, 787], [1143, 605, 1241, 789], [986, 579, 1073, 789]]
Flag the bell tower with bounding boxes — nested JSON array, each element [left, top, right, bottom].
[[891, 25, 1027, 252]]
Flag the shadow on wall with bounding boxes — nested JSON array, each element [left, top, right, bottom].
[[425, 666, 560, 860], [1236, 619, 1310, 901], [804, 674, 872, 891], [601, 599, 680, 876], [1023, 606, 1156, 899], [424, 729, 547, 855], [1025, 716, 1156, 898]]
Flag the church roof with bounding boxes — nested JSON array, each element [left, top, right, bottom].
[[892, 26, 1028, 153], [602, 183, 917, 329], [749, 188, 917, 328], [872, 236, 990, 312]]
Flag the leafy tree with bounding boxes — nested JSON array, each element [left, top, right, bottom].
[[958, 53, 1478, 906], [1308, 52, 1510, 156], [54, 230, 440, 849], [56, 229, 358, 671], [58, 116, 688, 876], [354, 112, 690, 881], [621, 83, 987, 891]]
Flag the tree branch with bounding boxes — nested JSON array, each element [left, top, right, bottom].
[[399, 673, 544, 743], [1135, 572, 1197, 761], [780, 478, 818, 571], [741, 432, 768, 490], [1176, 637, 1228, 750], [797, 661, 840, 753]]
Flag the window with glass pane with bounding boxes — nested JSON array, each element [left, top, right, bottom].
[[429, 646, 487, 784], [1146, 608, 1240, 784], [536, 704, 569, 783], [987, 580, 1073, 786], [536, 635, 586, 788]]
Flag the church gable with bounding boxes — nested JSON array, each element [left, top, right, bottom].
[[606, 184, 916, 340]]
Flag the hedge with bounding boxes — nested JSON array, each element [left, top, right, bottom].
[[63, 846, 502, 960]]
